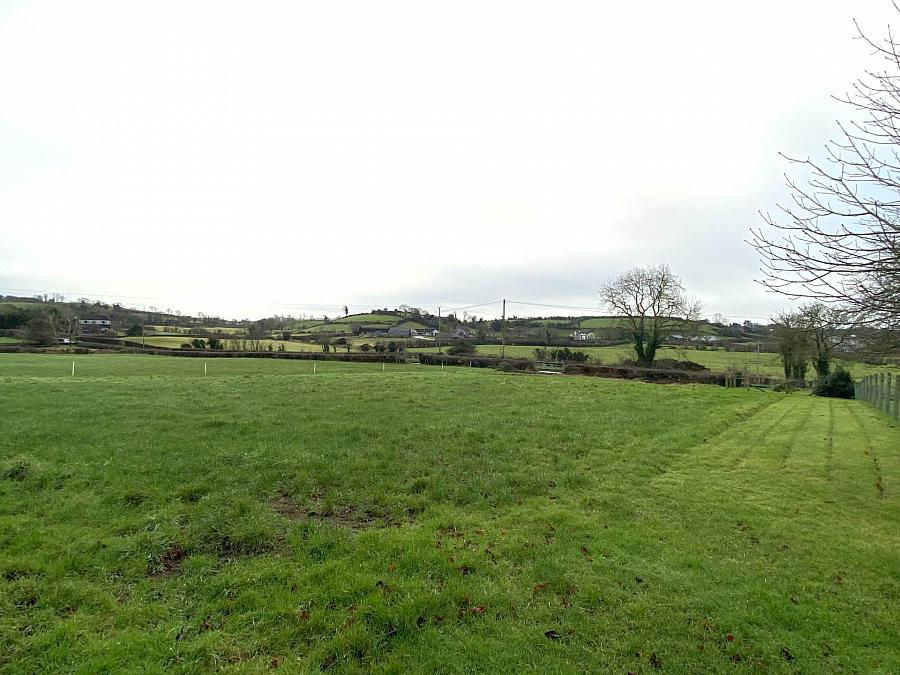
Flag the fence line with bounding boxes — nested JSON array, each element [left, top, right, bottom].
[[857, 372, 900, 421]]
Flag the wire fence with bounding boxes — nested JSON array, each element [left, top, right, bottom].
[[857, 373, 900, 421]]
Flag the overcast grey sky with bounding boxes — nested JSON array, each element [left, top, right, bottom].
[[1, 1, 896, 321]]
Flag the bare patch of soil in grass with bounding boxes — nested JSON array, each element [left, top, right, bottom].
[[148, 544, 186, 577], [271, 491, 412, 531]]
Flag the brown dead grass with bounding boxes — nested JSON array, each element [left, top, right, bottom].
[[271, 491, 412, 531]]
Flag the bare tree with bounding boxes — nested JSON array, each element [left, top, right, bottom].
[[600, 265, 701, 367], [750, 11, 900, 326], [798, 303, 848, 377], [773, 311, 811, 381]]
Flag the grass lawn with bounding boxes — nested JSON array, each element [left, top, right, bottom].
[[0, 337, 21, 345], [1, 354, 898, 672]]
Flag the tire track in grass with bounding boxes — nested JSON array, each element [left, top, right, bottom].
[[731, 395, 807, 470], [824, 398, 835, 480], [779, 397, 835, 497], [779, 396, 815, 468], [843, 401, 886, 500], [655, 395, 801, 490]]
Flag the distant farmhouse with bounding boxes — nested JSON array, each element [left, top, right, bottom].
[[79, 314, 111, 334], [570, 330, 595, 341], [449, 327, 475, 340]]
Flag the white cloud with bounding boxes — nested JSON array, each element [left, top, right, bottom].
[[0, 0, 895, 319]]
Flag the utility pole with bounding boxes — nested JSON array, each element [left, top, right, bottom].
[[756, 341, 760, 376], [501, 299, 506, 359], [437, 306, 442, 355]]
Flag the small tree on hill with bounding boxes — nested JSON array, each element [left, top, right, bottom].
[[600, 265, 701, 367], [25, 312, 56, 346]]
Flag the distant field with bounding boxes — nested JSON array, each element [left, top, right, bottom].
[[0, 353, 897, 672], [577, 317, 626, 329], [333, 313, 400, 324], [575, 317, 724, 336], [122, 336, 322, 352], [415, 344, 900, 379], [0, 337, 21, 344], [145, 325, 245, 335]]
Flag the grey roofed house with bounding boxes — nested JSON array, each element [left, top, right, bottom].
[[449, 327, 475, 340], [387, 326, 415, 338], [357, 325, 390, 336]]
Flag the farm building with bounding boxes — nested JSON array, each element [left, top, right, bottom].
[[356, 325, 390, 337], [570, 330, 595, 341], [387, 326, 415, 338]]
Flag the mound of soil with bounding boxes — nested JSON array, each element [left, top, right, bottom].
[[622, 358, 709, 372]]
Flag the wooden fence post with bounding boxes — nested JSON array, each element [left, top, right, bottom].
[[894, 376, 900, 421], [887, 373, 893, 415]]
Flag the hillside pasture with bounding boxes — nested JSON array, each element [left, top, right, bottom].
[[144, 325, 245, 336], [0, 354, 898, 672]]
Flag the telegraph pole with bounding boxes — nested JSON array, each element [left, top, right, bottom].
[[437, 306, 442, 355], [501, 299, 506, 359], [756, 341, 760, 376]]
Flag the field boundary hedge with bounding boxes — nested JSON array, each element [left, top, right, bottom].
[[3, 341, 788, 387]]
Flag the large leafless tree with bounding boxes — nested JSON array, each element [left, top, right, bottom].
[[750, 11, 900, 327], [600, 264, 701, 367]]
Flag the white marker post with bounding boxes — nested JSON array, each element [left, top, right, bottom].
[[72, 361, 75, 376], [204, 362, 207, 375], [313, 361, 317, 374], [383, 362, 385, 373]]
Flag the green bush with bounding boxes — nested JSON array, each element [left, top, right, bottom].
[[812, 367, 855, 399], [447, 341, 476, 356]]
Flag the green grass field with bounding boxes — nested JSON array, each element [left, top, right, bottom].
[[122, 336, 323, 353], [1, 354, 898, 673], [143, 326, 245, 336], [0, 337, 21, 345]]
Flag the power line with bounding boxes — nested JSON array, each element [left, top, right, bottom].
[[0, 286, 783, 323]]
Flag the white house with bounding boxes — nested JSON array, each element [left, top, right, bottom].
[[79, 314, 111, 334]]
